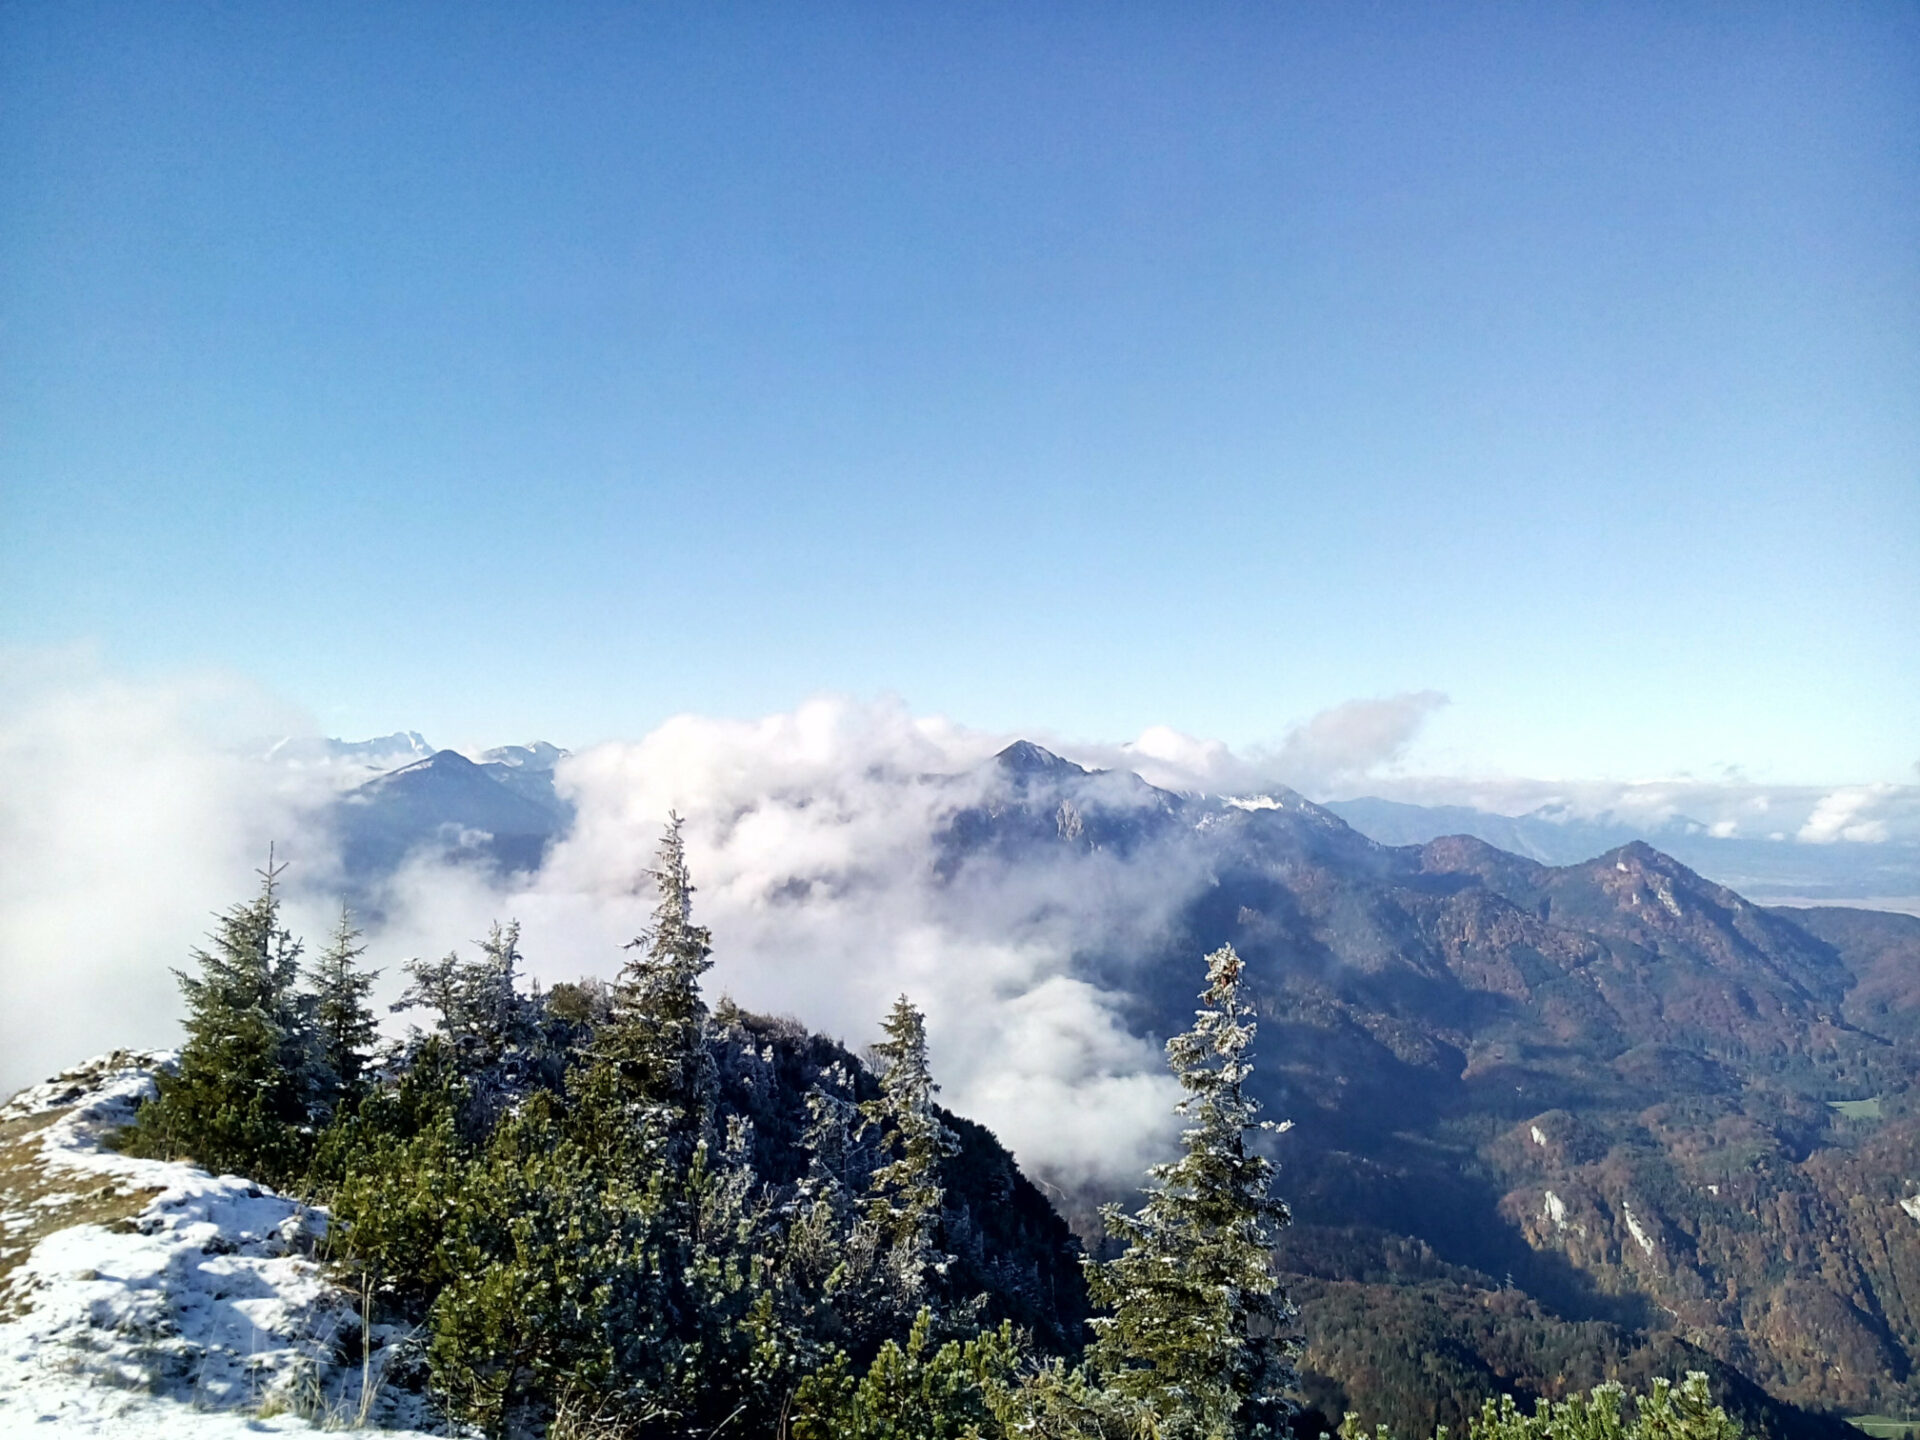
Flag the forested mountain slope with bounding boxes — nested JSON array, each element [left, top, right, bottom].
[[24, 736, 1912, 1436], [944, 745, 1920, 1426]]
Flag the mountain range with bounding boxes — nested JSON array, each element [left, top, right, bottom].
[[296, 732, 1917, 910], [1325, 796, 1920, 907], [939, 745, 1920, 1429], [297, 732, 1920, 1430]]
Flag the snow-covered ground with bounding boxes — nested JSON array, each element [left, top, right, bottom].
[[0, 1053, 436, 1436]]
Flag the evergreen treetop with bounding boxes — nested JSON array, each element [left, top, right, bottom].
[[393, 920, 538, 1066], [592, 814, 718, 1144], [1088, 943, 1296, 1440], [310, 905, 379, 1113], [861, 995, 959, 1276], [126, 849, 314, 1183]]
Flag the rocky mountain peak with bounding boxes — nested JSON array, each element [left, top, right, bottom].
[[994, 740, 1088, 777]]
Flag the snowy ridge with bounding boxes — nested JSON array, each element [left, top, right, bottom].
[[0, 1054, 434, 1437]]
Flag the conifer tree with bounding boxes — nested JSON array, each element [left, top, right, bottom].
[[310, 905, 379, 1115], [861, 995, 959, 1282], [800, 1067, 863, 1202], [128, 851, 314, 1183], [464, 919, 535, 1065], [391, 921, 571, 1145], [1087, 943, 1296, 1440], [394, 950, 465, 1035], [592, 815, 717, 1148]]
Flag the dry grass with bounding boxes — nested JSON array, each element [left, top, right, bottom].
[[0, 1104, 161, 1319]]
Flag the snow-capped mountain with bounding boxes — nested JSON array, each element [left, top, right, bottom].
[[262, 731, 434, 777]]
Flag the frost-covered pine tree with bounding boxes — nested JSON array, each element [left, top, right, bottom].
[[860, 995, 959, 1282], [592, 815, 718, 1147], [309, 905, 379, 1115], [1088, 943, 1296, 1440], [800, 1065, 863, 1203], [463, 919, 535, 1065], [393, 950, 465, 1036], [129, 851, 314, 1182], [393, 920, 535, 1068]]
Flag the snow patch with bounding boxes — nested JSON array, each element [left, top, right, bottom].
[[0, 1053, 434, 1437], [1898, 1195, 1920, 1225], [1529, 1125, 1547, 1147], [1542, 1190, 1567, 1229]]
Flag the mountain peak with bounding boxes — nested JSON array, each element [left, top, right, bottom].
[[1600, 839, 1678, 874], [383, 748, 483, 780], [994, 740, 1087, 777]]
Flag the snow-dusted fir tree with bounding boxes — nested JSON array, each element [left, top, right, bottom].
[[799, 1065, 863, 1202], [1088, 943, 1296, 1440], [463, 919, 535, 1064], [392, 919, 535, 1066], [860, 995, 959, 1280], [309, 905, 379, 1115], [393, 950, 464, 1035], [593, 815, 717, 1145], [129, 852, 314, 1182]]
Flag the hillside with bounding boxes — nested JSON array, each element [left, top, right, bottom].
[[1325, 795, 1920, 905], [0, 1015, 1088, 1435], [11, 740, 1917, 1435], [938, 745, 1920, 1429], [0, 1053, 435, 1437]]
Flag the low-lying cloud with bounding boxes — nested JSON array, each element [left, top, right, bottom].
[[0, 649, 336, 1100], [529, 699, 1205, 1188], [5, 657, 1915, 1190]]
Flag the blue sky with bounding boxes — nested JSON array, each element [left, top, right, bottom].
[[3, 3, 1915, 782]]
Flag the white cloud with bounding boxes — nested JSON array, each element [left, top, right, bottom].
[[303, 696, 1191, 1189], [7, 659, 1911, 1194], [1798, 786, 1898, 844], [0, 648, 338, 1098], [1266, 690, 1452, 790], [1061, 691, 1453, 796], [514, 697, 1191, 1189]]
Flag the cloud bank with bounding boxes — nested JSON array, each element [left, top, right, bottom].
[[5, 657, 1915, 1190], [0, 650, 336, 1101]]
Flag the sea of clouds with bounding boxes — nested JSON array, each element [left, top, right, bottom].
[[5, 649, 1916, 1191]]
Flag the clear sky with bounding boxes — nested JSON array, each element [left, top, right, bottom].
[[2, 3, 1915, 783]]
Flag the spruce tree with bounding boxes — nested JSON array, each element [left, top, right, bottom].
[[463, 919, 535, 1065], [394, 950, 464, 1035], [310, 905, 379, 1116], [592, 814, 717, 1148], [861, 995, 959, 1283], [800, 1067, 863, 1202], [1087, 943, 1296, 1440], [128, 852, 314, 1183]]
